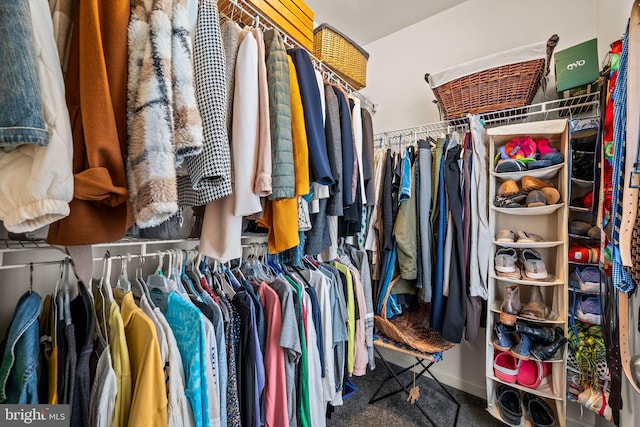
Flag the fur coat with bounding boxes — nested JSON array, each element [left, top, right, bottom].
[[127, 0, 203, 228]]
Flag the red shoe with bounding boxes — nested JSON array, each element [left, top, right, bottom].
[[569, 244, 590, 263]]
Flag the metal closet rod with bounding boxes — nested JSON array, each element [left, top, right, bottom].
[[0, 249, 192, 272], [220, 0, 377, 114], [375, 119, 469, 148], [0, 242, 266, 272]]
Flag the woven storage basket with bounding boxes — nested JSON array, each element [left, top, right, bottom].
[[374, 276, 454, 354], [313, 23, 369, 89], [426, 35, 559, 119]]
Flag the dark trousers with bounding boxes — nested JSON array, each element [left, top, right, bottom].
[[441, 144, 466, 343]]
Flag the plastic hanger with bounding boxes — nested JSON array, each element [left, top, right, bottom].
[[62, 258, 73, 326], [147, 251, 171, 312], [115, 255, 132, 292], [182, 250, 205, 303], [135, 255, 155, 308], [171, 249, 189, 296], [147, 251, 169, 293], [99, 253, 115, 305]]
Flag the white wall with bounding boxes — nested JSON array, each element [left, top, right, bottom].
[[360, 0, 631, 425], [361, 0, 602, 133]]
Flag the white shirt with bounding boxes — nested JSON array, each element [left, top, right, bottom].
[[309, 271, 336, 404], [232, 31, 262, 217], [89, 345, 117, 427], [202, 315, 221, 427], [303, 292, 327, 427], [469, 115, 490, 299], [350, 97, 366, 205]]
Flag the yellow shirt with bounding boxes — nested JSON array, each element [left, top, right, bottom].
[[40, 295, 58, 404], [93, 281, 132, 427], [115, 291, 167, 427], [334, 262, 355, 374]]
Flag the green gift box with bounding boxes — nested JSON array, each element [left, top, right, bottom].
[[554, 38, 599, 98]]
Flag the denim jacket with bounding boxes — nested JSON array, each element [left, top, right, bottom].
[[0, 1, 49, 150], [0, 291, 43, 404]]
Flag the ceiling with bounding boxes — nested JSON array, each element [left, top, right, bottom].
[[304, 0, 467, 46]]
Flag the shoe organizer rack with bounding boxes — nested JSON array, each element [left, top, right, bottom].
[[565, 118, 611, 408], [486, 119, 569, 426]]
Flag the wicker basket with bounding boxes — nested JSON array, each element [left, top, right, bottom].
[[313, 23, 369, 89], [426, 35, 559, 119], [374, 276, 454, 354]]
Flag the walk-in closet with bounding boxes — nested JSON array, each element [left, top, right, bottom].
[[0, 1, 638, 427]]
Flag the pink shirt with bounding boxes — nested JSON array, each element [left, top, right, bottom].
[[259, 283, 289, 427]]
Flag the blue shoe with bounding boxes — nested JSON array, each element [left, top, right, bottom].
[[493, 323, 515, 351], [496, 159, 527, 173], [511, 333, 532, 360], [527, 159, 553, 170], [541, 152, 564, 165]]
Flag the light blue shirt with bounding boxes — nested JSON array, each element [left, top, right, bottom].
[[161, 291, 210, 427]]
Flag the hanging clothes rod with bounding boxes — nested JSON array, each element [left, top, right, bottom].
[[374, 118, 468, 148], [219, 0, 378, 114]]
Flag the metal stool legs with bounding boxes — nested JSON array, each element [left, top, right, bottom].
[[368, 346, 460, 427]]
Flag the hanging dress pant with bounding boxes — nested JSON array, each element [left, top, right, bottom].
[[441, 144, 466, 344], [430, 138, 447, 332], [418, 141, 432, 302]]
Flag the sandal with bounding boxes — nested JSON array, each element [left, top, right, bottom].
[[496, 230, 516, 243], [577, 385, 613, 422], [494, 193, 527, 208], [515, 231, 544, 243], [496, 384, 523, 426], [516, 359, 551, 389], [520, 286, 546, 321]]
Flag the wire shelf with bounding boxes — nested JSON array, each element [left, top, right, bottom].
[[479, 92, 600, 128], [374, 92, 600, 148]]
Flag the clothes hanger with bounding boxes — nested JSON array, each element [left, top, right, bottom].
[[99, 252, 115, 305], [302, 255, 319, 270], [62, 258, 73, 327], [134, 254, 155, 307], [147, 251, 169, 293], [181, 250, 205, 303], [147, 251, 171, 312], [291, 265, 312, 289], [115, 255, 132, 292], [188, 250, 207, 296]]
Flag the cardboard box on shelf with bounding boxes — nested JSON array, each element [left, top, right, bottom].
[[554, 38, 600, 99]]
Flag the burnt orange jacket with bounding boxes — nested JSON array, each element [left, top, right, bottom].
[[48, 0, 132, 245]]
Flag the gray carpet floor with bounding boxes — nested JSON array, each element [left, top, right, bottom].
[[327, 358, 503, 427]]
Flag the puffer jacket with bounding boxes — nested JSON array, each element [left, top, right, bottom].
[[264, 29, 295, 200], [0, 0, 73, 233]]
